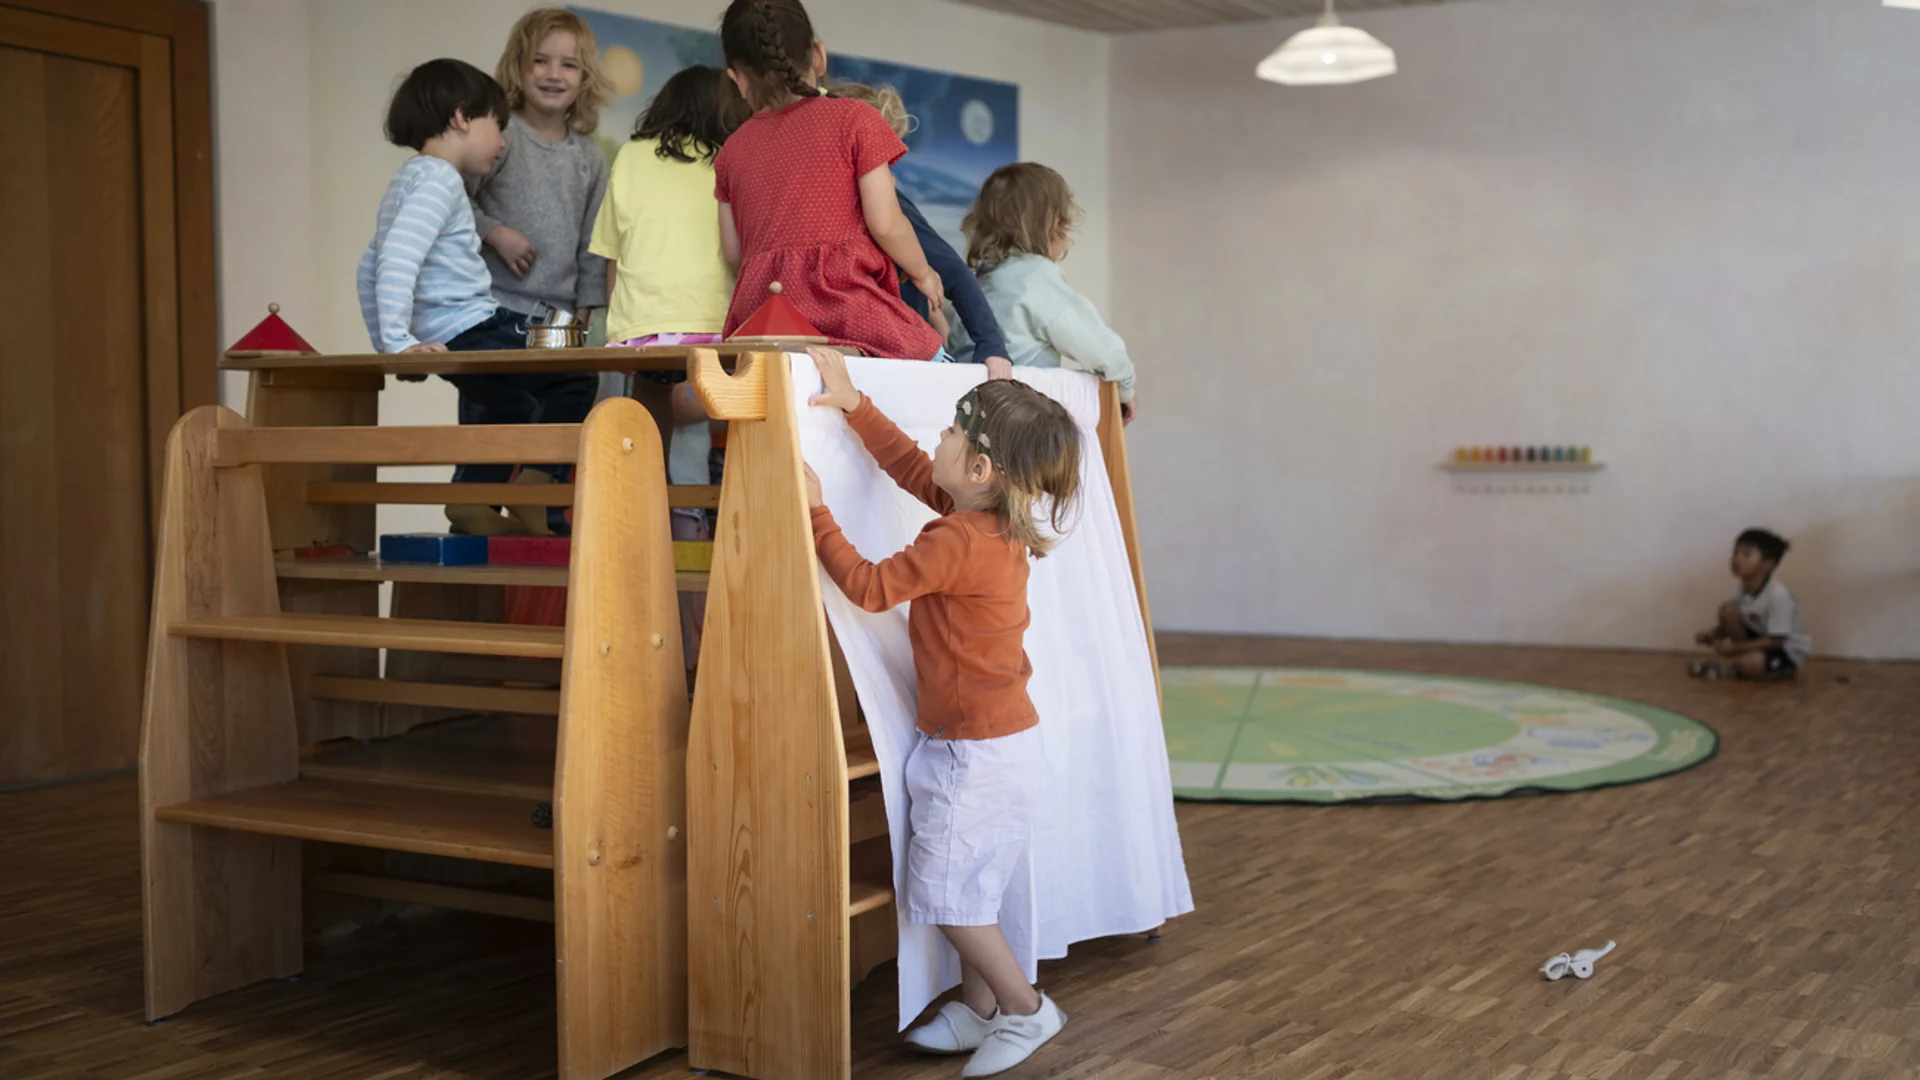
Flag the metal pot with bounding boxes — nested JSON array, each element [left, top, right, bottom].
[[525, 310, 584, 349]]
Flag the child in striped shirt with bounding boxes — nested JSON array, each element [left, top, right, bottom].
[[357, 57, 596, 535], [357, 59, 511, 355]]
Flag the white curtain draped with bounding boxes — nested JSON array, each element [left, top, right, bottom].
[[791, 355, 1193, 1029]]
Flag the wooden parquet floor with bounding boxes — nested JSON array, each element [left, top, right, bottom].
[[4, 637, 1918, 1079]]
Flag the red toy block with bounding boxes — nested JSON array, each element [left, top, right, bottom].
[[488, 535, 572, 566]]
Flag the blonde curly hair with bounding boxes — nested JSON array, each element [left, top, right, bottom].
[[495, 8, 607, 135], [829, 81, 918, 139]]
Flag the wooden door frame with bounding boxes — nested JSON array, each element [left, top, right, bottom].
[[1, 0, 216, 414]]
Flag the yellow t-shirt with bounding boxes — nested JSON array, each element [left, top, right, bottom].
[[588, 137, 735, 342]]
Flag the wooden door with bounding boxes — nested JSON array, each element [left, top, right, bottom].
[[0, 3, 212, 788]]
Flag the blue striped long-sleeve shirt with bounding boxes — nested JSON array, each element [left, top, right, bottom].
[[356, 156, 496, 352]]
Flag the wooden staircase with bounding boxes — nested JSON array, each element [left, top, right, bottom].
[[140, 398, 688, 1080]]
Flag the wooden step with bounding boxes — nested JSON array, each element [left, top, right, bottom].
[[152, 778, 552, 868], [311, 871, 555, 923], [280, 558, 568, 588], [847, 881, 894, 918], [276, 556, 709, 592], [844, 724, 880, 780], [213, 425, 580, 467], [299, 716, 556, 800], [847, 780, 888, 846], [304, 481, 721, 510], [848, 833, 895, 917], [169, 613, 565, 658], [307, 675, 560, 716]]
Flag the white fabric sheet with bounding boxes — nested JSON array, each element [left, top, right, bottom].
[[791, 355, 1194, 1029]]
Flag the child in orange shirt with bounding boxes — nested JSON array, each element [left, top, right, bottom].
[[804, 347, 1080, 1077]]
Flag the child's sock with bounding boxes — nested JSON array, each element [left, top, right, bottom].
[[1687, 661, 1720, 680]]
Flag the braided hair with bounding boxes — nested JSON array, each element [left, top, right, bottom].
[[720, 0, 829, 110]]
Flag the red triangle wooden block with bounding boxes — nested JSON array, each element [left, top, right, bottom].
[[727, 281, 828, 344], [226, 303, 319, 357]]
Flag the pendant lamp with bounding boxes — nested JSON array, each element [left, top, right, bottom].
[[1256, 0, 1396, 87]]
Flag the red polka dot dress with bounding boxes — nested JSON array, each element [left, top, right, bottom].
[[715, 95, 944, 361]]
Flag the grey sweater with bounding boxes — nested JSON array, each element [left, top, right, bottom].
[[469, 115, 609, 316]]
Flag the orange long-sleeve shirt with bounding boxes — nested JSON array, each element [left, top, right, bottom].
[[810, 396, 1037, 741]]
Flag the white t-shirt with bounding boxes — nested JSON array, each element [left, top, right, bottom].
[[1732, 577, 1812, 665]]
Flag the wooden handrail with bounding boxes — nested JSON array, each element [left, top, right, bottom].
[[688, 348, 769, 421]]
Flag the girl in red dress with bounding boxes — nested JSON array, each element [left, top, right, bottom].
[[715, 0, 947, 360]]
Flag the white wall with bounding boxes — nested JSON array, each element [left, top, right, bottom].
[[1111, 0, 1920, 659]]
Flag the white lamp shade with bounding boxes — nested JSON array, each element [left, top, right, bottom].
[[1257, 23, 1397, 86]]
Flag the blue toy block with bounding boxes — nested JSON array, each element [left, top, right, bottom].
[[379, 533, 489, 566]]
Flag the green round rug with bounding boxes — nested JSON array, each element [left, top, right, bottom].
[[1164, 668, 1717, 803]]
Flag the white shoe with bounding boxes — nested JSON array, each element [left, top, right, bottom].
[[905, 1000, 995, 1054], [962, 993, 1066, 1077]]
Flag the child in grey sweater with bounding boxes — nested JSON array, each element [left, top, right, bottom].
[[445, 9, 609, 536]]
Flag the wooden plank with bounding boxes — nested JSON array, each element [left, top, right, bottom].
[[688, 351, 851, 1080], [278, 558, 571, 589], [553, 396, 690, 1077], [137, 32, 179, 535], [299, 717, 556, 800], [279, 557, 710, 594], [303, 481, 721, 510], [307, 676, 560, 716], [215, 342, 788, 375], [214, 424, 582, 467], [310, 482, 577, 507], [243, 369, 383, 745], [311, 871, 555, 924], [153, 778, 553, 868], [847, 883, 893, 919], [140, 407, 302, 1020], [256, 369, 385, 391], [688, 347, 768, 422], [846, 782, 888, 847], [843, 722, 879, 780], [1097, 380, 1161, 698], [169, 613, 566, 659]]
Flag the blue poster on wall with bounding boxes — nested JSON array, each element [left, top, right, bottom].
[[571, 6, 1019, 254]]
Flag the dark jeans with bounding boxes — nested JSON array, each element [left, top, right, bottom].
[[442, 310, 596, 486]]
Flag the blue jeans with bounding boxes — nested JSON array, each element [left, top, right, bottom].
[[441, 309, 595, 496]]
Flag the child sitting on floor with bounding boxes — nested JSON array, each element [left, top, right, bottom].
[[714, 0, 946, 359], [959, 162, 1137, 423], [804, 346, 1079, 1077], [1691, 527, 1811, 680]]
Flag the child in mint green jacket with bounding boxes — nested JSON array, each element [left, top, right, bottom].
[[958, 163, 1137, 422]]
